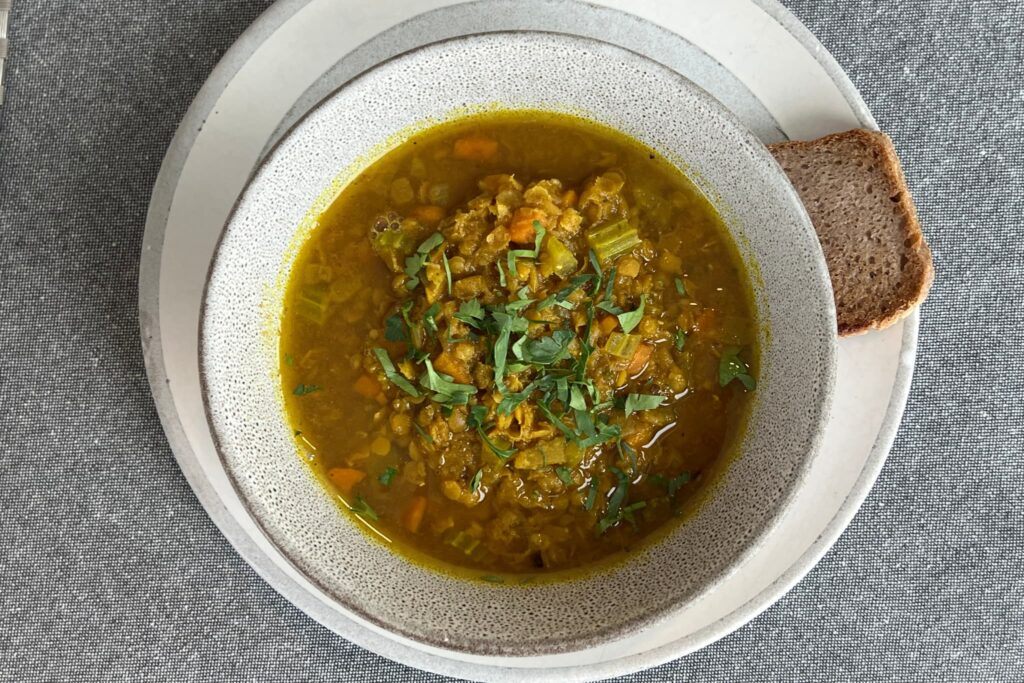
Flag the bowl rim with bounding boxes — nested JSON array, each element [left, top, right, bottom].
[[197, 28, 838, 656]]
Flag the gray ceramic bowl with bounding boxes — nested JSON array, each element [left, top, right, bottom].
[[201, 32, 836, 656]]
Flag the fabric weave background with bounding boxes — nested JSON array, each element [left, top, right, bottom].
[[1, 1, 1022, 680]]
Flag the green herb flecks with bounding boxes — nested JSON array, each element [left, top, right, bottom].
[[470, 468, 484, 493], [404, 232, 444, 290], [718, 347, 756, 390], [420, 358, 475, 405], [597, 466, 629, 534], [616, 293, 646, 334], [667, 471, 691, 497], [412, 421, 434, 445], [555, 465, 573, 486], [349, 496, 378, 521], [378, 467, 398, 487], [372, 347, 420, 397], [584, 481, 599, 511], [623, 393, 667, 417], [442, 252, 453, 295], [292, 383, 321, 396], [468, 404, 517, 460]]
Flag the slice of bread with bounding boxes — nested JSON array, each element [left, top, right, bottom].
[[768, 129, 934, 336]]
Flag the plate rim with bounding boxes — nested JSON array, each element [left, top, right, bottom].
[[138, 0, 919, 679]]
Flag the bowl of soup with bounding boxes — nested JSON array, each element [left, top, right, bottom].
[[201, 32, 836, 655]]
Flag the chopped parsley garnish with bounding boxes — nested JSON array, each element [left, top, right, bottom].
[[292, 383, 321, 396], [384, 313, 407, 342], [411, 421, 434, 444], [420, 358, 475, 405], [596, 466, 629, 534], [674, 277, 686, 296], [555, 465, 573, 485], [616, 293, 646, 333], [623, 393, 667, 417], [470, 467, 484, 493], [674, 329, 687, 350], [372, 347, 420, 397], [468, 404, 517, 459], [442, 252, 453, 295], [718, 347, 756, 390], [404, 232, 445, 289], [284, 353, 294, 366], [378, 466, 398, 487], [667, 471, 691, 497], [349, 496, 378, 521], [584, 481, 599, 511]]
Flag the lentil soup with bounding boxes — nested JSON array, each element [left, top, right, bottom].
[[280, 111, 758, 576]]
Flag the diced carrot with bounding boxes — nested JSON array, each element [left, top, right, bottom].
[[509, 207, 547, 244], [410, 204, 445, 225], [598, 315, 619, 335], [562, 189, 578, 207], [402, 496, 428, 533], [328, 467, 366, 495], [353, 373, 382, 399], [453, 135, 499, 162], [432, 351, 473, 384], [627, 343, 653, 375]]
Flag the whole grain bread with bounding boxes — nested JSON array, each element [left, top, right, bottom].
[[768, 129, 933, 336]]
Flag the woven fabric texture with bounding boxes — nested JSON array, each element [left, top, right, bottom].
[[1, 1, 1021, 680]]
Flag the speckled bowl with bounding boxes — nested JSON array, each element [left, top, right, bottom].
[[201, 32, 836, 656]]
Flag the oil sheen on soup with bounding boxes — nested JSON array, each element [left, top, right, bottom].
[[281, 111, 758, 578]]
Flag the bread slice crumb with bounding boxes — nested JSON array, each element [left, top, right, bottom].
[[769, 129, 934, 336]]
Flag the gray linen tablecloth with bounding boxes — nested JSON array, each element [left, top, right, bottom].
[[1, 1, 1022, 680]]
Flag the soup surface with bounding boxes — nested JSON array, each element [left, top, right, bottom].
[[281, 111, 758, 577]]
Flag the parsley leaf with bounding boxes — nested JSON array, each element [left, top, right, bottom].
[[667, 471, 691, 497], [479, 428, 516, 460], [292, 383, 321, 396], [674, 329, 687, 351], [372, 348, 420, 397], [584, 481, 599, 511], [422, 301, 440, 338], [350, 496, 378, 521], [616, 293, 646, 333], [555, 465, 573, 485], [597, 466, 629, 534], [411, 421, 433, 444], [674, 277, 686, 296], [454, 299, 485, 326], [384, 313, 407, 342], [470, 467, 484, 493], [419, 358, 475, 404], [378, 467, 397, 487], [624, 392, 667, 417], [517, 330, 574, 365], [718, 347, 756, 390], [442, 252, 452, 295]]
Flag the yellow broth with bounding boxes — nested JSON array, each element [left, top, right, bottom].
[[281, 111, 758, 576]]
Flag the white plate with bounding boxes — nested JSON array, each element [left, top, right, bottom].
[[139, 1, 918, 680]]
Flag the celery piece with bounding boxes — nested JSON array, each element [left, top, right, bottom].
[[448, 530, 481, 555], [296, 284, 329, 325], [604, 332, 641, 359], [539, 235, 578, 279], [586, 219, 641, 263]]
